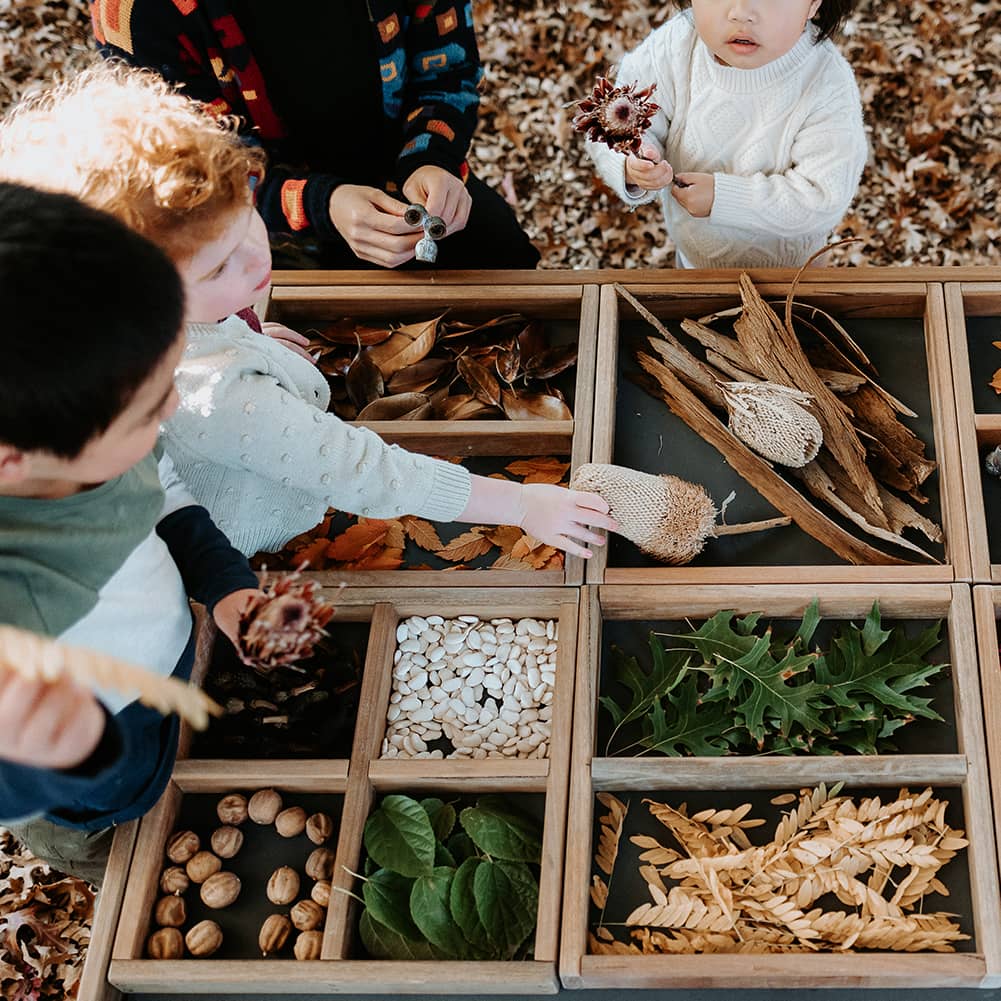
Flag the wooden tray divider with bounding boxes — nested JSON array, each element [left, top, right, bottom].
[[170, 760, 349, 792]]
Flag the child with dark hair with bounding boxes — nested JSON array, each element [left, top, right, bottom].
[[0, 182, 262, 886], [585, 0, 867, 269]]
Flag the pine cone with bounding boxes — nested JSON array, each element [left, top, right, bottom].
[[572, 76, 659, 155]]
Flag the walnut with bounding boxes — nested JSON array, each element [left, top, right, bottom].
[[159, 866, 189, 896], [259, 913, 293, 957], [310, 880, 331, 908], [267, 865, 300, 905], [186, 850, 221, 884], [200, 870, 241, 909], [275, 806, 307, 838], [210, 825, 244, 859], [248, 788, 283, 825], [305, 812, 334, 845], [291, 899, 325, 932], [294, 929, 323, 960], [185, 919, 223, 957], [154, 895, 186, 928], [147, 927, 183, 959], [165, 830, 199, 864], [216, 793, 248, 825], [304, 847, 335, 881]]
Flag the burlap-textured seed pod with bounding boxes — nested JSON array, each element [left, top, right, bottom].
[[719, 381, 823, 468], [571, 463, 717, 564]]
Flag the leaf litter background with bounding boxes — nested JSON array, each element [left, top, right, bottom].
[[0, 0, 999, 994]]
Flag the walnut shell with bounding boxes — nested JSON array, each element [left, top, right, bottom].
[[310, 880, 331, 908], [248, 788, 283, 825], [259, 913, 293, 957], [200, 870, 241, 909], [266, 865, 300, 905], [159, 866, 189, 897], [165, 830, 200, 864], [186, 850, 222, 884], [210, 825, 244, 859], [147, 926, 183, 959], [291, 899, 325, 932], [154, 895, 186, 928], [305, 812, 334, 845], [304, 847, 335, 882], [216, 793, 248, 825], [275, 806, 307, 838], [185, 919, 223, 957], [294, 929, 323, 961]]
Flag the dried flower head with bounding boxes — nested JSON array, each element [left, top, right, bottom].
[[236, 573, 335, 672], [572, 76, 659, 155], [719, 381, 823, 468], [985, 445, 1001, 478]]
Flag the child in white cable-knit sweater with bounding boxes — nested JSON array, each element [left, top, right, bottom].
[[586, 0, 867, 269], [0, 65, 616, 559]]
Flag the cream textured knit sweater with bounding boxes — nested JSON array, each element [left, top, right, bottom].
[[162, 314, 472, 556], [586, 11, 867, 268]]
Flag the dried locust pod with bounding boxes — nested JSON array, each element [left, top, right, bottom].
[[572, 76, 659, 155], [718, 381, 823, 467], [236, 574, 335, 672], [571, 463, 790, 565]]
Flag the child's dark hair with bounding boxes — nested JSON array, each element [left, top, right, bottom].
[[675, 1, 857, 42], [0, 182, 184, 458]]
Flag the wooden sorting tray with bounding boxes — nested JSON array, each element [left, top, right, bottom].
[[106, 586, 578, 994], [946, 283, 1001, 581], [264, 284, 597, 589], [560, 584, 1001, 990], [588, 282, 969, 584]]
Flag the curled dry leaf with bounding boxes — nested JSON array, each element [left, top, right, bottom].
[[356, 392, 431, 421], [501, 389, 573, 421]]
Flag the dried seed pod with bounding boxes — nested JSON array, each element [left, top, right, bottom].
[[185, 919, 223, 957], [305, 847, 335, 881], [414, 236, 438, 264], [267, 865, 300, 905], [719, 381, 823, 467], [186, 850, 222, 884], [154, 895, 186, 928], [248, 788, 283, 825], [305, 812, 334, 845], [147, 926, 183, 959], [294, 929, 323, 960], [210, 826, 244, 859], [259, 913, 293, 957], [275, 806, 307, 838], [403, 204, 425, 227], [200, 870, 241, 909], [165, 830, 199, 864], [159, 866, 189, 896], [291, 899, 325, 932], [572, 76, 660, 155], [311, 880, 331, 908], [216, 793, 248, 825], [986, 446, 1001, 477]]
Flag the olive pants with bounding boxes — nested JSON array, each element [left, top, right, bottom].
[[4, 816, 114, 888]]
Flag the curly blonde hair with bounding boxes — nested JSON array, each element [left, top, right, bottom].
[[0, 62, 266, 260]]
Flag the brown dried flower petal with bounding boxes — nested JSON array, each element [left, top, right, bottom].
[[572, 75, 659, 155]]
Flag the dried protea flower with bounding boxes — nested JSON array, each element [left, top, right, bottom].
[[572, 76, 659, 155], [718, 381, 823, 468], [236, 573, 335, 672], [986, 446, 1001, 478]]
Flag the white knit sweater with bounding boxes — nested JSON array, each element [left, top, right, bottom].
[[161, 314, 472, 556], [587, 12, 867, 268]]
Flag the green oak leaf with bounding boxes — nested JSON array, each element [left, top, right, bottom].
[[639, 675, 731, 756]]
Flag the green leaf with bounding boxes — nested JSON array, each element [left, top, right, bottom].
[[364, 794, 436, 877], [794, 599, 822, 650], [410, 866, 469, 958], [420, 798, 457, 842], [640, 675, 731, 756], [359, 910, 437, 960], [362, 869, 421, 941], [473, 859, 538, 957], [446, 831, 476, 863], [435, 842, 456, 868], [449, 857, 494, 955], [460, 797, 542, 862], [676, 610, 762, 664]]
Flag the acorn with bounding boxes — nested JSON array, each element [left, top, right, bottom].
[[186, 850, 222, 884], [200, 870, 241, 909], [186, 919, 223, 957], [275, 806, 307, 838], [165, 830, 199, 864], [216, 793, 248, 825], [259, 914, 293, 957], [294, 930, 323, 960], [147, 927, 183, 959], [291, 899, 325, 932], [305, 847, 335, 882], [248, 788, 283, 825], [311, 880, 331, 908], [154, 895, 186, 928], [159, 866, 189, 897], [210, 825, 244, 859], [305, 812, 334, 845]]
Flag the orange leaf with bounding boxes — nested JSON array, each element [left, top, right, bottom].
[[294, 537, 334, 571], [383, 520, 407, 550], [491, 553, 536, 571], [504, 457, 571, 484], [400, 515, 444, 551], [365, 314, 443, 378], [328, 521, 390, 561], [435, 529, 494, 563], [501, 389, 572, 421], [991, 368, 1001, 395], [482, 524, 524, 553], [344, 547, 405, 570], [511, 534, 544, 562]]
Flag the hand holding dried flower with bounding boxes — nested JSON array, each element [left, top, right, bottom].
[[671, 172, 715, 217], [572, 76, 659, 156], [624, 144, 674, 192]]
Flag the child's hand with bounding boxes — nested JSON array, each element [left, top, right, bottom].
[[672, 172, 715, 217], [212, 588, 259, 648], [0, 670, 105, 769], [261, 322, 316, 365], [515, 484, 618, 559], [624, 144, 674, 191], [328, 185, 422, 268]]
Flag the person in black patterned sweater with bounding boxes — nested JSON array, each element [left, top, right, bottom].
[[90, 0, 540, 270]]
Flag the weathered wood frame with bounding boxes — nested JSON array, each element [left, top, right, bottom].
[[586, 282, 969, 584], [560, 583, 1001, 989], [106, 586, 577, 994]]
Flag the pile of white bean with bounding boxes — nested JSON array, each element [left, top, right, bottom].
[[381, 615, 557, 759]]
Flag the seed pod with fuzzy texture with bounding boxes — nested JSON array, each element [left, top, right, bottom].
[[305, 847, 335, 881], [275, 806, 307, 838], [147, 926, 183, 959], [248, 788, 283, 825], [186, 850, 222, 884], [259, 913, 293, 957], [267, 865, 300, 905], [305, 812, 333, 845], [165, 830, 199, 864], [719, 381, 822, 467], [186, 919, 223, 957], [311, 880, 331, 908], [291, 899, 325, 931], [211, 825, 244, 859], [154, 895, 186, 928], [294, 930, 323, 960], [159, 866, 189, 896], [201, 870, 241, 909], [216, 793, 248, 825]]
